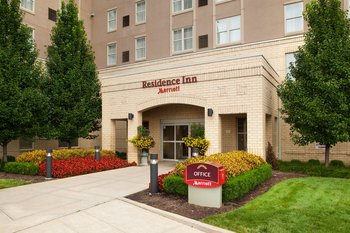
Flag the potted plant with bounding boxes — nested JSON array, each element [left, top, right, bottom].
[[182, 123, 210, 156], [129, 126, 155, 165]]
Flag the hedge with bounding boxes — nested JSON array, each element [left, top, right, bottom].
[[163, 164, 272, 202], [4, 162, 39, 176]]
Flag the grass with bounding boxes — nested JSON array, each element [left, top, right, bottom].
[[202, 177, 350, 233], [0, 179, 31, 189]]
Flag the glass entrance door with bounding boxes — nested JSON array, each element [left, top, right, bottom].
[[162, 124, 189, 160]]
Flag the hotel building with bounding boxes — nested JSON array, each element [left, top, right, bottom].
[[3, 0, 350, 164]]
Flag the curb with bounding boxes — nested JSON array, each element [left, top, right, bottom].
[[120, 197, 235, 233]]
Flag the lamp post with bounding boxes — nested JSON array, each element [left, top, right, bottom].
[[95, 146, 100, 161], [46, 148, 52, 179], [149, 154, 158, 194]]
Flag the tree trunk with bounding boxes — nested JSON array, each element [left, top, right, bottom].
[[2, 142, 8, 163], [325, 144, 330, 167]]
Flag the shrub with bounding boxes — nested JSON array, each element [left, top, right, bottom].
[[163, 174, 188, 196], [266, 142, 278, 169], [17, 149, 115, 164], [308, 159, 321, 166], [329, 160, 345, 168], [38, 156, 136, 178], [4, 162, 39, 175], [290, 159, 303, 164], [6, 155, 16, 162], [173, 151, 266, 179], [116, 151, 127, 160], [157, 172, 173, 192], [222, 164, 272, 202]]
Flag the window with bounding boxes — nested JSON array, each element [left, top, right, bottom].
[[198, 35, 208, 49], [135, 37, 146, 60], [107, 43, 117, 66], [237, 118, 247, 151], [48, 8, 57, 22], [173, 27, 193, 52], [107, 9, 117, 32], [285, 53, 296, 78], [173, 0, 192, 13], [284, 2, 303, 33], [58, 139, 78, 148], [216, 16, 240, 45], [122, 51, 130, 63], [123, 15, 130, 27], [19, 138, 33, 150], [21, 0, 34, 12], [136, 0, 146, 23], [198, 0, 208, 7]]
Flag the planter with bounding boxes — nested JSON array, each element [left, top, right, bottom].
[[140, 149, 148, 166]]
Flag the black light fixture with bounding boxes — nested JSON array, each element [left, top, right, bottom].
[[128, 113, 134, 120], [207, 108, 213, 117]]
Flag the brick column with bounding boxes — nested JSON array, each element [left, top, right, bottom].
[[102, 118, 116, 152], [127, 111, 142, 164], [205, 111, 221, 155], [247, 112, 266, 158]]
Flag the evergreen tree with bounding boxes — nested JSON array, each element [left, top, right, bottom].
[[46, 0, 101, 148], [0, 0, 47, 162], [278, 0, 350, 166]]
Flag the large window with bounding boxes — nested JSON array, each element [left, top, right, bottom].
[[284, 2, 303, 33], [135, 37, 146, 60], [136, 0, 146, 23], [173, 0, 192, 13], [107, 43, 117, 66], [173, 27, 193, 52], [285, 53, 296, 79], [237, 118, 247, 151], [107, 9, 117, 32], [21, 0, 34, 12], [58, 139, 78, 148], [216, 16, 241, 45], [19, 138, 33, 150]]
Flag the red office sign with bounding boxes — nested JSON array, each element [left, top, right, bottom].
[[184, 162, 226, 188]]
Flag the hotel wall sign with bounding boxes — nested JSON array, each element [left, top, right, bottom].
[[142, 76, 197, 94], [184, 162, 226, 188]]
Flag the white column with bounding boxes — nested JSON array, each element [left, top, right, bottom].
[[247, 111, 266, 158], [102, 119, 116, 152], [205, 110, 221, 155], [127, 111, 143, 164]]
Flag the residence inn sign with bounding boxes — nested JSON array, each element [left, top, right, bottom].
[[142, 76, 198, 94]]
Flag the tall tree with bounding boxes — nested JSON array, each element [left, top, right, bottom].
[[278, 0, 350, 166], [0, 0, 47, 162], [46, 0, 101, 148]]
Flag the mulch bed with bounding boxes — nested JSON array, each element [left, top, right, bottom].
[[0, 172, 48, 183], [126, 171, 306, 220]]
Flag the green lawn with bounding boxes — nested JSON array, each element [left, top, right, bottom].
[[203, 177, 350, 233], [0, 179, 31, 189]]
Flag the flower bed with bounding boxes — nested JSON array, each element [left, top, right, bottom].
[[39, 156, 136, 178]]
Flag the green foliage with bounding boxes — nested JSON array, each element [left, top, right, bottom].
[[137, 126, 150, 137], [190, 123, 204, 138], [0, 0, 48, 161], [182, 123, 209, 155], [4, 162, 39, 175], [308, 159, 321, 166], [0, 179, 31, 189], [278, 160, 350, 178], [173, 151, 266, 179], [266, 142, 278, 169], [277, 0, 350, 165], [203, 177, 350, 233], [129, 126, 155, 150], [6, 156, 16, 162], [16, 149, 115, 164], [222, 164, 272, 202], [329, 160, 345, 168], [116, 151, 127, 160], [45, 0, 101, 147], [163, 174, 188, 196]]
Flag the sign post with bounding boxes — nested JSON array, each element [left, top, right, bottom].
[[184, 162, 226, 208]]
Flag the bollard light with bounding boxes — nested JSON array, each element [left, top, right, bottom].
[[149, 153, 158, 194], [46, 148, 53, 179], [192, 147, 199, 157], [95, 146, 100, 161]]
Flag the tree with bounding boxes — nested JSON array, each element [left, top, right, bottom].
[[46, 0, 101, 148], [278, 0, 350, 166], [0, 0, 47, 162]]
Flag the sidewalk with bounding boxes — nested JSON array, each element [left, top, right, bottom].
[[0, 162, 233, 233]]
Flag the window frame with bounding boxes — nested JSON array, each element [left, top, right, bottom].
[[135, 0, 146, 24], [284, 2, 304, 34], [20, 0, 35, 13], [172, 0, 193, 14], [107, 42, 117, 66], [172, 26, 193, 53], [107, 8, 117, 32], [216, 15, 241, 46], [135, 36, 146, 61], [19, 138, 34, 151]]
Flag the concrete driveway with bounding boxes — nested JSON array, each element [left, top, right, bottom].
[[0, 162, 233, 233]]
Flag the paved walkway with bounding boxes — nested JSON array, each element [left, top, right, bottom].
[[0, 162, 233, 233]]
